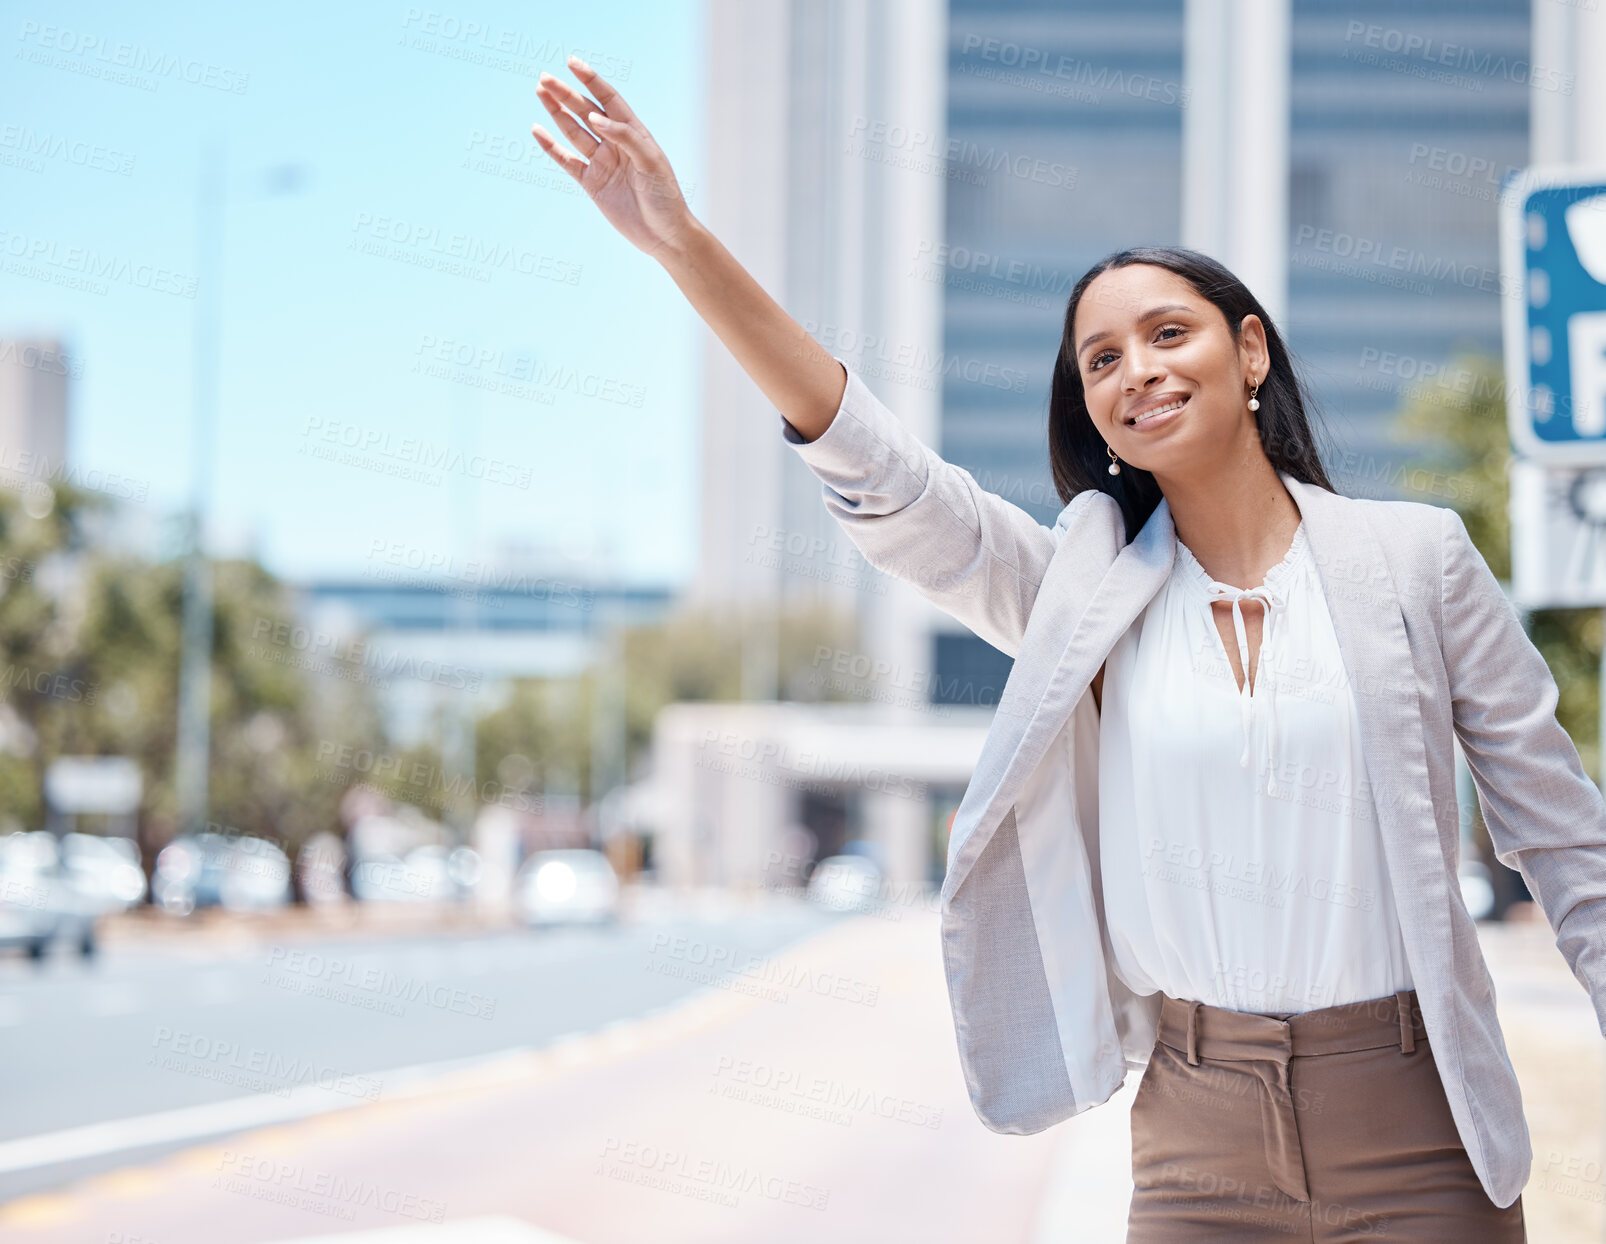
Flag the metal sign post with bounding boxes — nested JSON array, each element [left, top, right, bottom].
[[1500, 167, 1606, 802], [1501, 166, 1606, 464]]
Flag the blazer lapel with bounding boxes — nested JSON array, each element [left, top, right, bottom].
[[1279, 472, 1450, 981], [941, 491, 1176, 905], [944, 470, 1443, 925]]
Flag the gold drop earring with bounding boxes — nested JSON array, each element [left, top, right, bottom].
[[1248, 378, 1261, 412], [1107, 444, 1120, 476]]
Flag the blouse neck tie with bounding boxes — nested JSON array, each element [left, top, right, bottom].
[[1199, 580, 1291, 797]]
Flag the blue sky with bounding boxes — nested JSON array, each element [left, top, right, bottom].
[[0, 0, 704, 586]]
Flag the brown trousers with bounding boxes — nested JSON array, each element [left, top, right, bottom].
[[1125, 988, 1526, 1241]]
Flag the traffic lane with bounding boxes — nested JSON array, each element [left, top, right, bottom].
[[0, 906, 1066, 1243], [0, 904, 838, 1185]]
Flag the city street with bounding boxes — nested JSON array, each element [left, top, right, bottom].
[[1, 892, 1600, 1242], [0, 891, 841, 1201], [6, 2, 1604, 1241]]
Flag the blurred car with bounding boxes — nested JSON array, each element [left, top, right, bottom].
[[152, 833, 231, 912], [515, 849, 619, 926], [350, 844, 480, 903], [805, 854, 884, 914], [0, 831, 146, 959], [1459, 858, 1497, 922], [153, 832, 292, 915], [0, 832, 63, 958]]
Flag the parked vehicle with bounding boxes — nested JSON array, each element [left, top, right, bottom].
[[0, 832, 63, 959], [152, 833, 292, 915], [806, 854, 884, 914], [1460, 858, 1497, 922], [0, 831, 146, 960], [350, 844, 480, 903], [515, 849, 619, 926]]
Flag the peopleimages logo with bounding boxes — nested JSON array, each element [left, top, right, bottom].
[[250, 618, 483, 691], [845, 115, 1078, 191], [799, 320, 1031, 393], [312, 739, 542, 815], [1341, 20, 1573, 94], [15, 21, 251, 93], [300, 413, 535, 491]]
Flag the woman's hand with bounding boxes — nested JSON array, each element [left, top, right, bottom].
[[532, 52, 845, 447], [533, 54, 695, 261]]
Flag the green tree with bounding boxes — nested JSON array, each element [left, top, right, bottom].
[[472, 600, 861, 817], [0, 481, 98, 828], [0, 478, 434, 889]]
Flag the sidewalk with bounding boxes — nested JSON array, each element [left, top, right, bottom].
[[1480, 911, 1606, 1242]]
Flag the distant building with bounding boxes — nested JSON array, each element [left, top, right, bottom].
[[936, 0, 1532, 695], [645, 699, 990, 892], [0, 336, 71, 496], [1285, 0, 1530, 487], [290, 568, 674, 744], [938, 0, 1190, 701], [691, 0, 945, 708]]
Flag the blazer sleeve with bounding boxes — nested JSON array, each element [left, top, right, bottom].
[[1440, 505, 1606, 1035], [780, 356, 1084, 660]]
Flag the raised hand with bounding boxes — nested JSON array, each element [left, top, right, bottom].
[[532, 51, 848, 447], [533, 54, 695, 261]]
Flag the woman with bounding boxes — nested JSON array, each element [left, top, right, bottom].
[[534, 55, 1606, 1240]]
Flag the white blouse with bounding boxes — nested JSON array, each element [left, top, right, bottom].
[[1097, 518, 1415, 1014]]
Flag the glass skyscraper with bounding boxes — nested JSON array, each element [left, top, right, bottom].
[[933, 0, 1529, 702]]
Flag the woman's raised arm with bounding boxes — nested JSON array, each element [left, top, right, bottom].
[[533, 54, 844, 442], [532, 54, 1087, 658]]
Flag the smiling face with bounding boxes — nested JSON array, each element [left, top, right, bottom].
[[1071, 263, 1270, 480]]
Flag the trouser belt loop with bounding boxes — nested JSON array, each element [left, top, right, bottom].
[[1396, 990, 1415, 1054], [1186, 999, 1201, 1066]]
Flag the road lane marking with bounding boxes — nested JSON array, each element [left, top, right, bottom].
[[0, 940, 768, 1176], [0, 1079, 396, 1174]]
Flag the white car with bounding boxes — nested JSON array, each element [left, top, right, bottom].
[[0, 831, 145, 959], [515, 849, 619, 926], [1459, 858, 1497, 922], [806, 854, 883, 914], [153, 833, 292, 914], [351, 845, 480, 903]]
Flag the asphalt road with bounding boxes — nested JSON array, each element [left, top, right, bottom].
[[0, 894, 840, 1203], [0, 894, 1072, 1244]]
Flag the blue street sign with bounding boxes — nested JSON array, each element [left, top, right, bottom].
[[1500, 166, 1606, 462]]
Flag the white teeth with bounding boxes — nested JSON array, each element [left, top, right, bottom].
[[1131, 397, 1186, 425]]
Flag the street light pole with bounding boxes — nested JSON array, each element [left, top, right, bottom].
[[175, 136, 225, 841], [447, 381, 479, 842], [173, 147, 308, 844]]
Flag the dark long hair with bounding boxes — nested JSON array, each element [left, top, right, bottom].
[[1048, 245, 1336, 545]]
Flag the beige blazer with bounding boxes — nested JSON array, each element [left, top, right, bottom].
[[782, 358, 1606, 1210]]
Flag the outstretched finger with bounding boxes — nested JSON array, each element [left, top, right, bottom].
[[565, 53, 640, 127], [530, 124, 588, 183], [539, 73, 606, 133], [536, 76, 600, 158], [585, 110, 647, 162]]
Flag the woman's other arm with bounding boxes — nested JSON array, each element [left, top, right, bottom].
[[1440, 506, 1606, 1035]]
